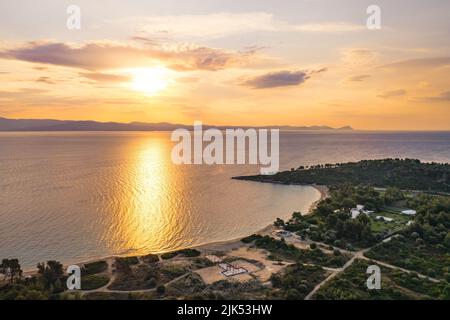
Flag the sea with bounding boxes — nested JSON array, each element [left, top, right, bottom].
[[0, 130, 449, 269]]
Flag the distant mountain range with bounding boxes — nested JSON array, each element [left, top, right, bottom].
[[0, 117, 353, 131]]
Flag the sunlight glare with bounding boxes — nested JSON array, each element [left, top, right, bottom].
[[130, 67, 169, 95]]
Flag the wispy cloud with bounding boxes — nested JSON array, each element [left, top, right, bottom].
[[241, 68, 327, 89], [0, 41, 256, 72], [341, 48, 377, 67], [116, 12, 365, 39], [347, 74, 371, 82], [79, 72, 131, 83], [35, 76, 55, 84], [382, 57, 450, 69], [292, 22, 365, 32], [377, 89, 407, 99], [416, 90, 450, 102]]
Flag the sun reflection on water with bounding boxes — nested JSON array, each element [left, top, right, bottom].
[[104, 135, 182, 256]]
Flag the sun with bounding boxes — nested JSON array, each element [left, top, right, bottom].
[[129, 67, 169, 95]]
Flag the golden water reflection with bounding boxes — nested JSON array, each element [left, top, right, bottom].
[[104, 134, 184, 256]]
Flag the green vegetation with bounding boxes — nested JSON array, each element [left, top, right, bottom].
[[241, 234, 263, 243], [0, 259, 23, 283], [365, 194, 450, 278], [283, 185, 385, 249], [142, 254, 159, 264], [82, 274, 110, 290], [0, 259, 66, 300], [366, 237, 450, 279], [161, 252, 178, 260], [116, 256, 139, 265], [177, 249, 201, 257], [270, 264, 328, 300], [159, 265, 189, 280], [37, 260, 65, 292], [161, 249, 201, 260], [166, 273, 205, 297], [196, 280, 271, 300], [236, 159, 450, 193], [82, 260, 108, 276], [109, 263, 159, 291], [243, 235, 350, 268], [314, 259, 449, 300], [369, 211, 410, 236]]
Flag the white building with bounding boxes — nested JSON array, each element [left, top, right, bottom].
[[401, 209, 417, 216], [351, 209, 361, 219], [350, 205, 373, 219]]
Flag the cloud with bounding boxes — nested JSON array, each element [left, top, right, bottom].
[[377, 89, 407, 99], [79, 72, 131, 83], [341, 48, 377, 66], [118, 12, 365, 39], [0, 88, 50, 102], [292, 22, 365, 32], [35, 76, 55, 84], [382, 57, 450, 69], [347, 74, 371, 82], [242, 68, 327, 89], [0, 41, 254, 72], [416, 91, 450, 102]]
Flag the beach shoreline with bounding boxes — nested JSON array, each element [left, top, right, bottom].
[[22, 184, 328, 275]]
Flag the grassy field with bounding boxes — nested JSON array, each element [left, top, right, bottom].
[[369, 211, 411, 235]]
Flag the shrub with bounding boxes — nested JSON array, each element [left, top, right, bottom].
[[241, 234, 262, 244], [117, 257, 139, 265], [156, 285, 166, 295], [143, 254, 159, 264], [82, 261, 108, 275], [161, 252, 178, 260], [82, 275, 110, 290], [178, 249, 201, 257]]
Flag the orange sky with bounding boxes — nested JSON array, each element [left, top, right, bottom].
[[0, 0, 449, 130]]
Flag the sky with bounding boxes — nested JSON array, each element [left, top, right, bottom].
[[0, 0, 449, 130]]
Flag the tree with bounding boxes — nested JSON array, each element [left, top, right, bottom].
[[292, 212, 303, 220], [0, 258, 23, 283], [37, 260, 64, 288], [8, 259, 22, 283], [0, 259, 7, 281], [342, 198, 356, 210], [274, 218, 285, 228], [383, 187, 405, 204]]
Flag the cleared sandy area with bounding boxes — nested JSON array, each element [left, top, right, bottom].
[[228, 246, 292, 282]]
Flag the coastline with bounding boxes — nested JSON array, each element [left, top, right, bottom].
[[23, 184, 328, 275]]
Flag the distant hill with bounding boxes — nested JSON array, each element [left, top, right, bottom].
[[0, 117, 353, 132], [234, 159, 450, 193]]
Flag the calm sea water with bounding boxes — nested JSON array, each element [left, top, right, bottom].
[[0, 131, 449, 269]]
